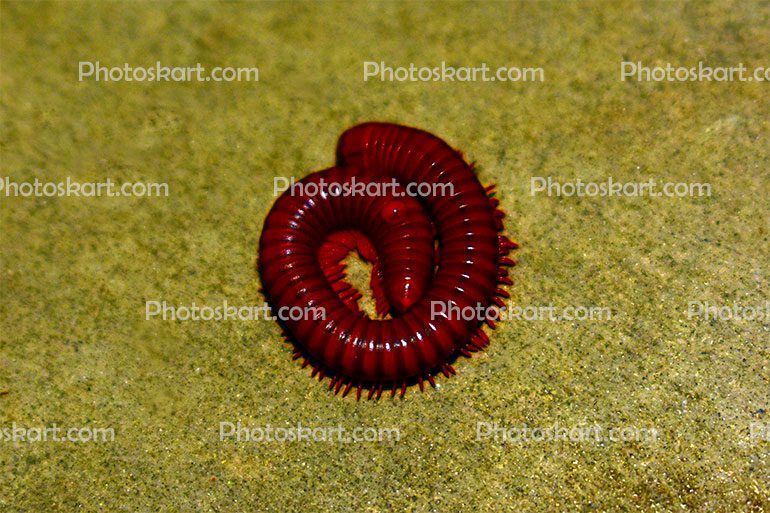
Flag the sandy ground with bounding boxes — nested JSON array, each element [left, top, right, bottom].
[[1, 1, 768, 511]]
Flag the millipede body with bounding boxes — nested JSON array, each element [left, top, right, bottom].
[[258, 122, 517, 399]]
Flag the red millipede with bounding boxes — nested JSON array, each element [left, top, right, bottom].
[[258, 122, 518, 400]]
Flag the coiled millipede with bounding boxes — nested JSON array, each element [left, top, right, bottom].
[[259, 122, 517, 399]]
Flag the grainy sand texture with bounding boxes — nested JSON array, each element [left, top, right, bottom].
[[1, 1, 768, 511]]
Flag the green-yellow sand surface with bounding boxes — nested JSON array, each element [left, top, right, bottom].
[[1, 1, 768, 511]]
